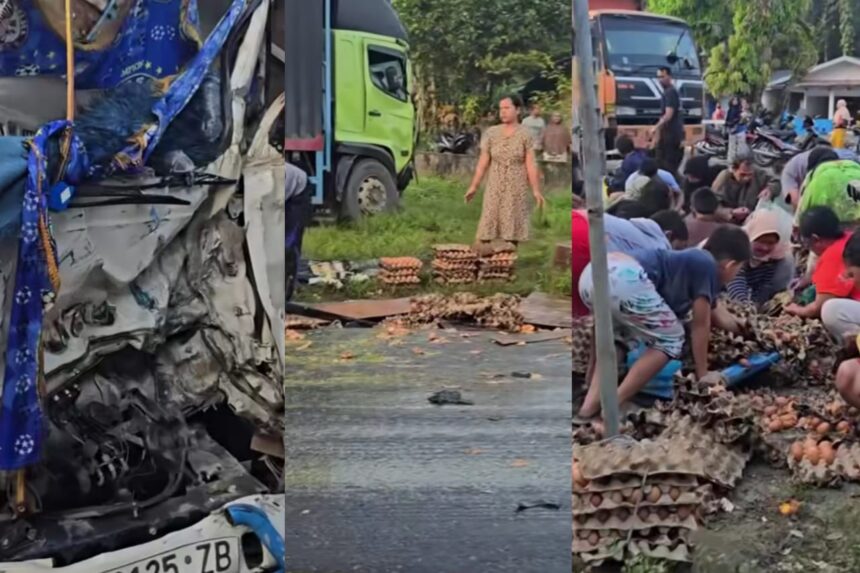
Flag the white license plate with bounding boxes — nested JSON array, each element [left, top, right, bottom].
[[102, 537, 240, 573]]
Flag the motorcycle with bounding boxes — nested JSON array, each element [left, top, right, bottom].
[[694, 123, 728, 158], [795, 116, 830, 152], [436, 129, 478, 154], [746, 114, 800, 168]]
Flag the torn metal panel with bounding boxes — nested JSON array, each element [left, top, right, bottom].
[[492, 329, 573, 346], [519, 292, 573, 329], [244, 93, 286, 368], [0, 0, 283, 561]]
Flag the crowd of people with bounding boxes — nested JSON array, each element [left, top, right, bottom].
[[574, 109, 860, 429], [521, 103, 572, 163]]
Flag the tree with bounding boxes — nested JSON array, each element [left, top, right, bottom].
[[648, 0, 817, 98], [810, 0, 860, 61], [392, 0, 568, 131]]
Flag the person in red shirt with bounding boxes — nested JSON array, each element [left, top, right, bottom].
[[786, 207, 860, 324], [827, 231, 860, 408]]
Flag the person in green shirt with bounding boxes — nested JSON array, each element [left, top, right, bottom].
[[796, 154, 860, 225]]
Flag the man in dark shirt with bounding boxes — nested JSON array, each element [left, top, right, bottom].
[[650, 66, 685, 174]]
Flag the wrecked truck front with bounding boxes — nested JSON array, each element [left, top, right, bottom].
[[0, 0, 284, 566]]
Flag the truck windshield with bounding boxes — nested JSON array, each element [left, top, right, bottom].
[[600, 16, 700, 75]]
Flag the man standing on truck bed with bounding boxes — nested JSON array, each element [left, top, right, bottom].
[[650, 66, 685, 174]]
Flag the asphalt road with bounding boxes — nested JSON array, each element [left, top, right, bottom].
[[284, 326, 572, 572]]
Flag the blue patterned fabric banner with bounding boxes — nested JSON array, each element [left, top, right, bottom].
[[0, 0, 245, 469], [0, 0, 201, 89], [109, 0, 245, 174], [0, 121, 87, 470]]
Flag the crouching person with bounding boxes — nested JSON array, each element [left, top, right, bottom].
[[576, 226, 752, 425], [785, 206, 860, 325], [832, 230, 860, 409]]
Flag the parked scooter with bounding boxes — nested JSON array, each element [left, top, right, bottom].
[[746, 113, 800, 168], [436, 129, 478, 154]]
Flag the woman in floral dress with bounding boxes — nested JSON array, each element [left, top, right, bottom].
[[465, 95, 545, 243]]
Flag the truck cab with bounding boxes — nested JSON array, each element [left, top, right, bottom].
[[284, 0, 416, 221], [580, 8, 706, 150]]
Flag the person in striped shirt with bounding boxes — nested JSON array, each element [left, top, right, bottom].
[[725, 209, 794, 306]]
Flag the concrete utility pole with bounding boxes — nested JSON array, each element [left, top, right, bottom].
[[571, 0, 620, 437]]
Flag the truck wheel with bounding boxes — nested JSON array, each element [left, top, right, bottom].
[[341, 159, 399, 220]]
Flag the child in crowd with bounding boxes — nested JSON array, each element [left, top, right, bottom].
[[576, 226, 751, 424], [684, 187, 725, 246], [829, 232, 860, 408], [571, 209, 688, 317], [785, 207, 860, 336]]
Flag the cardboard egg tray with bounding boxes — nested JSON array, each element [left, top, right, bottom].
[[432, 244, 478, 261], [574, 473, 698, 493], [574, 506, 699, 531], [573, 528, 692, 557], [432, 245, 479, 284], [477, 270, 514, 281], [571, 316, 593, 375], [431, 263, 476, 273], [574, 417, 750, 489], [573, 486, 702, 514], [379, 257, 423, 270], [785, 441, 860, 484], [379, 271, 421, 285]]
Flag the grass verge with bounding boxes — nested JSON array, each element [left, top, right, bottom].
[[297, 176, 571, 301]]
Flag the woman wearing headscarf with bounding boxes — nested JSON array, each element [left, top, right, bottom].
[[832, 99, 852, 149], [725, 209, 794, 305]]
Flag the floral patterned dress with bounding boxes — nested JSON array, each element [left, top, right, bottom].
[[476, 125, 533, 242]]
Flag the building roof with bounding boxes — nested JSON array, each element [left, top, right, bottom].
[[767, 56, 860, 91]]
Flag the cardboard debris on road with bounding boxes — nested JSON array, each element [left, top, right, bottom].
[[521, 292, 572, 329], [286, 314, 331, 330], [406, 293, 523, 331], [493, 329, 573, 346], [308, 297, 413, 321]]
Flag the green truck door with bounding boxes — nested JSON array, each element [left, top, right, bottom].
[[362, 40, 414, 173]]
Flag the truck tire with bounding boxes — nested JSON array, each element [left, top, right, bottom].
[[341, 159, 399, 221]]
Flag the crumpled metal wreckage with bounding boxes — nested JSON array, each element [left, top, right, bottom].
[[0, 0, 285, 568]]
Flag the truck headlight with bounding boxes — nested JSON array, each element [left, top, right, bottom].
[[615, 106, 636, 116]]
